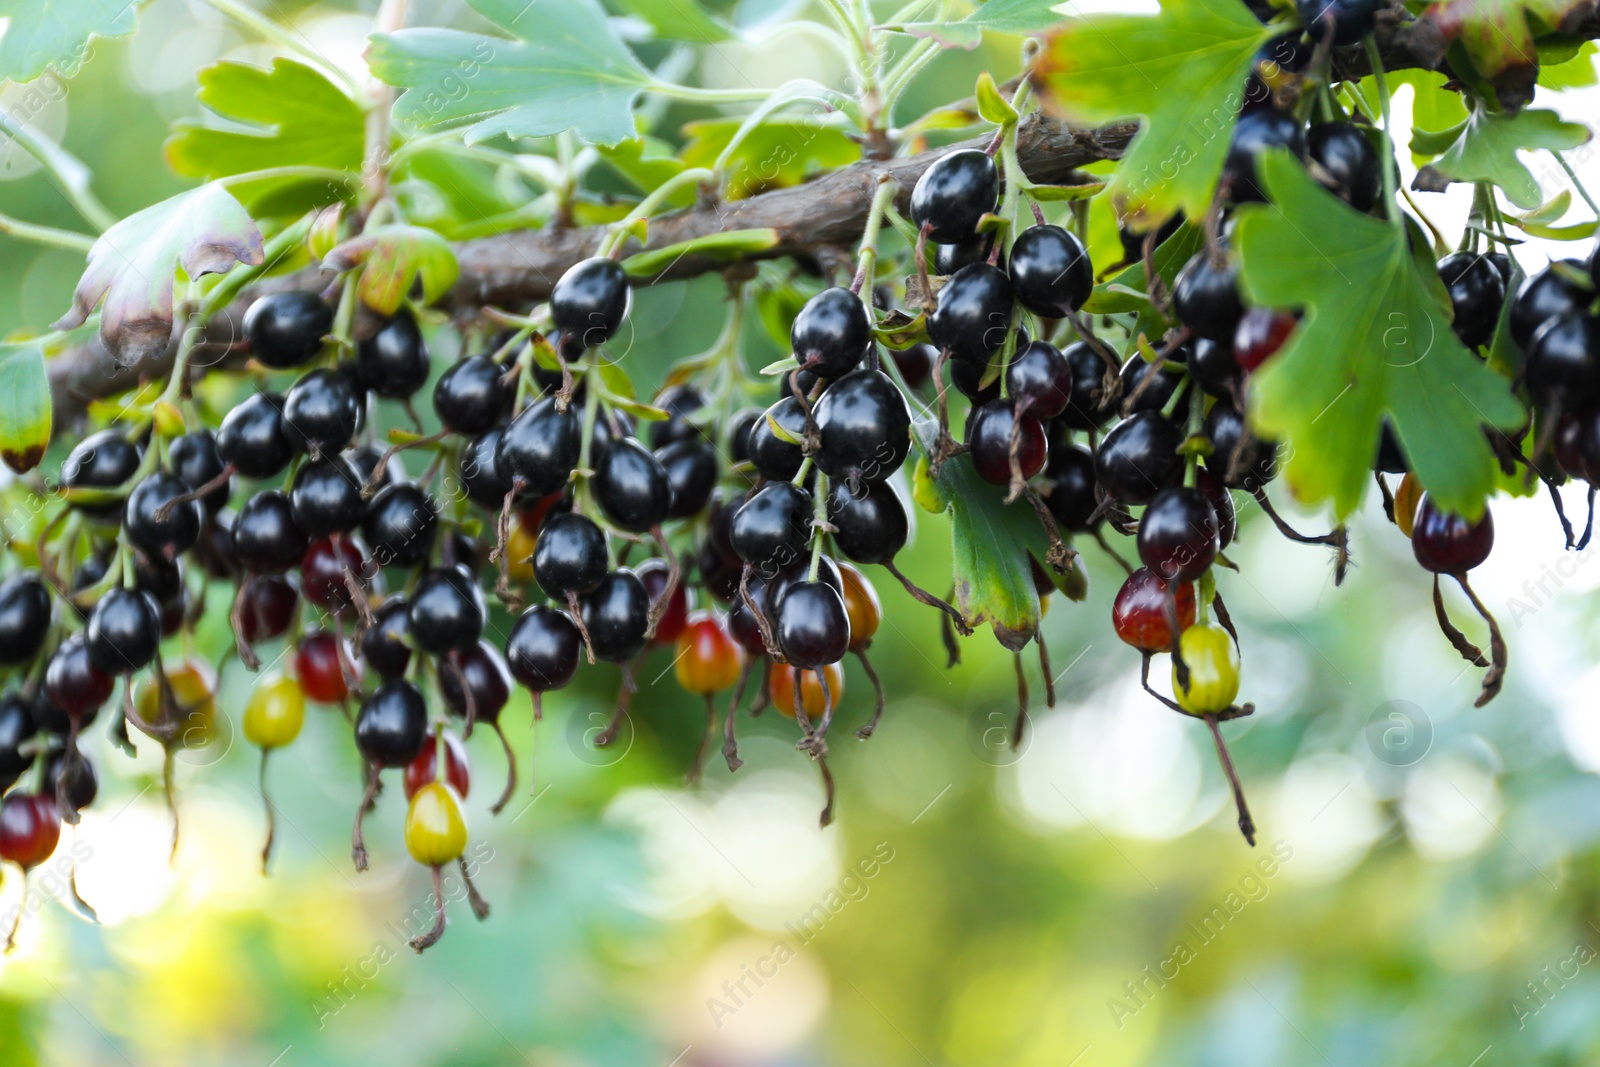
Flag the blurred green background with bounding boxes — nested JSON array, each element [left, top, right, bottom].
[[4, 1, 1600, 1065]]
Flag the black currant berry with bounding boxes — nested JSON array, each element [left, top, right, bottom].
[[1003, 341, 1072, 420], [168, 430, 230, 513], [1009, 225, 1093, 319], [289, 457, 365, 539], [409, 567, 487, 655], [657, 440, 718, 519], [1225, 107, 1306, 202], [1306, 122, 1381, 212], [1412, 495, 1493, 574], [237, 577, 296, 648], [1298, 0, 1380, 45], [234, 491, 308, 574], [949, 357, 1001, 404], [84, 587, 162, 675], [648, 385, 708, 448], [1187, 336, 1241, 397], [1512, 263, 1594, 349], [934, 236, 989, 276], [731, 481, 813, 574], [1197, 467, 1238, 549], [362, 596, 413, 680], [434, 355, 514, 435], [43, 634, 113, 725], [459, 428, 514, 509], [813, 369, 911, 484], [1137, 486, 1220, 582], [0, 574, 51, 666], [0, 693, 37, 792], [1204, 400, 1279, 488], [791, 287, 872, 379], [46, 745, 97, 815], [749, 397, 809, 481], [355, 680, 429, 768], [827, 480, 909, 565], [124, 472, 203, 561], [595, 438, 672, 533], [1120, 355, 1188, 415], [300, 536, 367, 614], [439, 640, 512, 724], [927, 263, 1013, 362], [1043, 444, 1100, 533], [1438, 252, 1506, 349], [1173, 252, 1244, 341], [62, 429, 141, 518], [283, 367, 362, 457], [1058, 342, 1117, 430], [775, 580, 851, 669], [243, 291, 332, 369], [497, 396, 580, 497], [967, 401, 1047, 486], [1095, 410, 1185, 505], [726, 410, 760, 464], [551, 257, 631, 350], [533, 512, 608, 601], [363, 483, 439, 569], [1526, 314, 1600, 412], [505, 604, 581, 693], [580, 569, 651, 663], [217, 392, 294, 480], [891, 344, 936, 389], [910, 148, 998, 244], [357, 312, 431, 398]]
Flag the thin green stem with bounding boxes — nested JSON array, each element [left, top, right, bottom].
[[1362, 34, 1402, 232], [1550, 149, 1600, 216], [193, 0, 362, 97], [645, 81, 774, 105], [599, 167, 715, 257], [0, 213, 95, 253], [217, 166, 365, 190], [807, 472, 830, 582], [0, 112, 116, 232], [852, 176, 900, 295]]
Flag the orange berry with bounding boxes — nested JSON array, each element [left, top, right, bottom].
[[675, 611, 743, 695], [838, 563, 881, 651], [769, 661, 844, 718]]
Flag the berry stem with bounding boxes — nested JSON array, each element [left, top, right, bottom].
[[489, 721, 517, 816], [258, 748, 276, 876], [1204, 713, 1256, 847], [1549, 149, 1600, 217], [0, 213, 95, 253], [850, 175, 901, 296], [409, 864, 448, 952], [597, 167, 716, 258], [854, 646, 886, 739], [807, 474, 830, 582], [1360, 33, 1403, 234]]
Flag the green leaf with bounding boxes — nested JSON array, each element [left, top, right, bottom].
[[910, 420, 1048, 650], [0, 0, 135, 83], [1424, 0, 1591, 106], [165, 59, 364, 182], [1031, 0, 1272, 229], [611, 0, 734, 41], [1517, 219, 1600, 241], [975, 71, 1018, 127], [54, 184, 265, 369], [620, 229, 781, 279], [0, 342, 50, 474], [1538, 40, 1597, 89], [1508, 189, 1572, 225], [596, 137, 687, 195], [1235, 152, 1524, 519], [680, 117, 860, 200], [882, 0, 1062, 49], [368, 0, 652, 147], [322, 225, 459, 315], [1027, 180, 1106, 202], [1418, 107, 1591, 209]]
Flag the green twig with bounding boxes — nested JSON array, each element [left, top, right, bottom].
[[193, 0, 362, 97], [1362, 34, 1402, 233], [598, 167, 716, 257], [1550, 149, 1600, 217], [0, 111, 116, 232], [0, 212, 95, 253]]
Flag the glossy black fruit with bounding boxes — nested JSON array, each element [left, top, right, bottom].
[[1095, 411, 1185, 505], [363, 483, 439, 568], [169, 430, 230, 513], [124, 472, 203, 561], [243, 291, 332, 369], [1306, 122, 1381, 212], [1224, 107, 1306, 202], [434, 355, 514, 434], [362, 596, 413, 680], [828, 480, 909, 564], [1173, 252, 1245, 341], [1005, 341, 1073, 420], [84, 587, 162, 674], [792, 287, 871, 378], [649, 385, 708, 448], [355, 680, 429, 767], [1438, 252, 1507, 349], [1119, 355, 1187, 415], [409, 567, 487, 655], [1412, 495, 1494, 574], [46, 745, 97, 815], [968, 401, 1047, 486], [551, 257, 631, 349], [1043, 444, 1100, 532], [1204, 400, 1279, 488], [813, 369, 911, 484], [1512, 263, 1595, 349], [1137, 486, 1220, 582], [217, 392, 294, 479], [657, 440, 718, 519], [1298, 0, 1380, 46], [1187, 336, 1241, 397], [459, 428, 514, 509], [1058, 342, 1117, 429], [580, 569, 651, 663], [910, 148, 999, 244], [62, 429, 141, 517], [43, 633, 113, 725], [0, 574, 51, 665], [0, 694, 37, 792], [300, 536, 367, 615], [928, 263, 1013, 362], [775, 579, 851, 670], [595, 438, 672, 533], [949, 357, 1002, 404], [289, 457, 365, 538], [934, 236, 989, 276], [1528, 314, 1600, 411], [233, 491, 308, 574], [497, 396, 580, 497], [533, 512, 608, 600], [505, 605, 581, 692], [439, 640, 512, 724], [748, 398, 806, 482], [731, 481, 813, 575], [357, 312, 430, 398], [283, 368, 362, 456], [1008, 225, 1093, 319]]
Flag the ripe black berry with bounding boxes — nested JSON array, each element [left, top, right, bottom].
[[551, 257, 631, 350], [595, 438, 672, 533], [1058, 342, 1116, 429], [1009, 225, 1093, 318], [1306, 122, 1381, 212], [300, 536, 366, 614], [1119, 356, 1188, 415], [1412, 495, 1493, 574], [44, 634, 114, 725], [85, 587, 162, 674], [775, 580, 850, 669], [1225, 107, 1306, 202], [1137, 486, 1220, 582], [949, 357, 1001, 404], [363, 596, 413, 679], [497, 396, 580, 497], [1004, 342, 1071, 422], [1187, 336, 1240, 397], [238, 575, 297, 644], [814, 369, 911, 484], [657, 440, 718, 519], [283, 367, 362, 457], [62, 430, 141, 517], [1095, 410, 1185, 505], [124, 472, 203, 561], [363, 483, 439, 569], [459, 428, 514, 509], [217, 392, 294, 479], [580, 569, 651, 663], [0, 574, 51, 665], [1526, 314, 1600, 412], [1204, 400, 1279, 488], [355, 680, 429, 767], [1174, 252, 1245, 342], [934, 236, 989, 276], [649, 385, 708, 448], [791, 287, 871, 379], [534, 512, 608, 600], [827, 480, 908, 564], [731, 481, 813, 574], [167, 430, 230, 513], [505, 604, 581, 693], [409, 567, 487, 655], [928, 263, 1013, 362], [1512, 263, 1594, 349], [749, 397, 809, 481], [243, 291, 332, 369], [234, 491, 308, 574], [357, 312, 431, 398], [440, 640, 512, 724], [0, 694, 37, 792], [910, 148, 998, 244], [1438, 252, 1506, 349], [967, 401, 1047, 486], [290, 456, 366, 538], [434, 355, 514, 434], [1043, 444, 1100, 532], [1298, 0, 1380, 45], [46, 745, 97, 815]]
